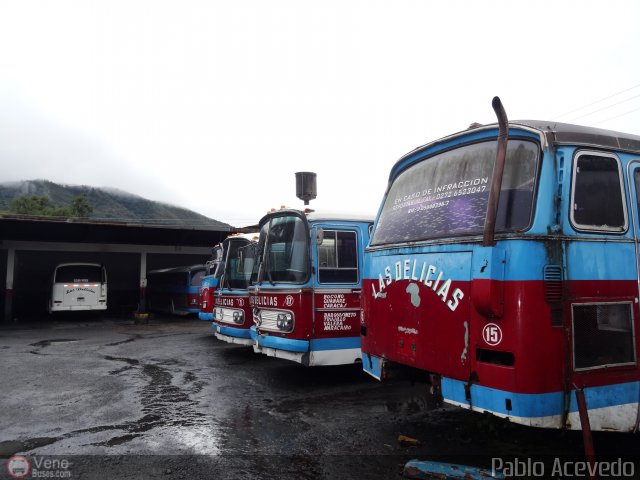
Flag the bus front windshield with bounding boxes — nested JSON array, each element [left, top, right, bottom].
[[222, 240, 256, 289], [371, 139, 539, 245], [255, 215, 310, 284]]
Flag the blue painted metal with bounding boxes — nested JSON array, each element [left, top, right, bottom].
[[309, 336, 359, 351], [442, 377, 640, 418], [361, 353, 383, 380], [255, 335, 359, 353], [257, 334, 309, 353], [364, 240, 637, 282], [218, 324, 253, 339], [403, 459, 505, 479]]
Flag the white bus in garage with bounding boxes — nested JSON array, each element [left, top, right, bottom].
[[49, 263, 108, 313]]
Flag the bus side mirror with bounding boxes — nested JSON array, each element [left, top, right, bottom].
[[316, 229, 324, 246]]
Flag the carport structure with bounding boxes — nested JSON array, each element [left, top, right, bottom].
[[0, 216, 233, 322]]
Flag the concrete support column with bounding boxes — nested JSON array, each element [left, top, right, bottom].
[[138, 252, 147, 313], [4, 248, 15, 323]]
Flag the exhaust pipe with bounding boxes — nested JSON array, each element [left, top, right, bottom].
[[482, 96, 509, 247]]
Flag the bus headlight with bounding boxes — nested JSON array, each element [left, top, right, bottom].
[[276, 312, 293, 332], [232, 310, 245, 325], [215, 307, 222, 321]]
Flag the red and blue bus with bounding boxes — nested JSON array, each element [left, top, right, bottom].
[[250, 209, 372, 366], [213, 233, 259, 345], [147, 264, 206, 316], [362, 98, 640, 432], [198, 244, 224, 321]]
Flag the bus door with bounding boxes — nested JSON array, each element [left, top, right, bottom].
[[627, 161, 640, 430], [566, 153, 639, 431], [311, 226, 362, 365]]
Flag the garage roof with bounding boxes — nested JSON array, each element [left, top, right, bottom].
[[0, 215, 233, 247]]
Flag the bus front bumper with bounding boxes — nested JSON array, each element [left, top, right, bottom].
[[254, 332, 361, 367], [213, 323, 254, 346]]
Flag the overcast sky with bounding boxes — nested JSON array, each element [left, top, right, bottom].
[[1, 0, 639, 227]]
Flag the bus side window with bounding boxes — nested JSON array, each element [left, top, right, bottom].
[[571, 153, 627, 233], [318, 230, 358, 284]]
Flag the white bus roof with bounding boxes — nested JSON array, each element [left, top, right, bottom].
[[148, 264, 206, 274], [305, 210, 374, 223], [54, 262, 103, 268], [224, 232, 259, 243], [260, 208, 373, 224]]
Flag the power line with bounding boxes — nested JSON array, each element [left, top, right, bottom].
[[589, 107, 640, 127], [554, 83, 640, 120], [565, 94, 640, 123]]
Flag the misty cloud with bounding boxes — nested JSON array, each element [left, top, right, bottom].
[[0, 92, 182, 209]]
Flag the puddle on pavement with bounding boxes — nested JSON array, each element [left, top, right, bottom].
[[7, 351, 222, 455], [104, 355, 140, 366], [0, 437, 61, 456], [98, 433, 142, 446], [183, 371, 197, 383], [29, 339, 79, 348], [104, 334, 142, 347]]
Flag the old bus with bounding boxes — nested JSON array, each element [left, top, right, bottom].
[[49, 263, 107, 313], [361, 98, 640, 432], [198, 244, 224, 321], [146, 264, 206, 316], [213, 233, 259, 345], [250, 209, 373, 366]]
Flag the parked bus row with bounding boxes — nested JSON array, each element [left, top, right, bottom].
[[198, 244, 224, 321], [211, 232, 258, 345], [211, 210, 372, 366], [47, 248, 221, 317], [50, 99, 639, 474], [208, 98, 640, 439]]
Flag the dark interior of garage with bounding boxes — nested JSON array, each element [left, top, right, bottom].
[[12, 251, 213, 318], [1, 217, 233, 322]]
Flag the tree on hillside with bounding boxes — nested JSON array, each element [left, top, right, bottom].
[[70, 195, 93, 217], [9, 196, 68, 216], [8, 195, 94, 218]]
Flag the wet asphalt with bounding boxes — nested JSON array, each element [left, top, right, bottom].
[[0, 315, 638, 479]]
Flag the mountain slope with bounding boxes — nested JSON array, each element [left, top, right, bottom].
[[0, 180, 230, 229]]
